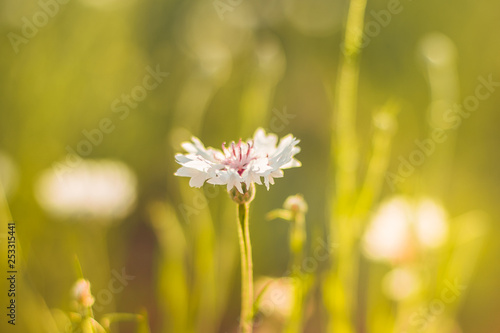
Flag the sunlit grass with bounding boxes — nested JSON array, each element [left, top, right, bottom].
[[0, 0, 497, 332]]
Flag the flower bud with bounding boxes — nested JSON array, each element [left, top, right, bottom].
[[72, 279, 95, 308], [283, 194, 308, 215], [229, 183, 255, 204]]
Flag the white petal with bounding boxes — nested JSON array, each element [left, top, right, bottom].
[[269, 137, 301, 171], [248, 158, 272, 174], [243, 171, 262, 188], [189, 172, 210, 188], [175, 154, 192, 164], [180, 137, 220, 162], [232, 180, 243, 194], [281, 158, 302, 169], [253, 128, 278, 156], [207, 176, 225, 185], [273, 135, 294, 155], [174, 166, 198, 177], [263, 174, 275, 190], [232, 172, 244, 193], [182, 160, 212, 172]]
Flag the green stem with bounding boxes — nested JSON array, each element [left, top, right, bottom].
[[284, 212, 307, 333], [237, 203, 253, 333], [328, 0, 369, 331], [333, 0, 368, 206], [331, 225, 358, 333], [243, 203, 254, 331]]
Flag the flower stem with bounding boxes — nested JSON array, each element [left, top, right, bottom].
[[284, 211, 307, 333], [237, 203, 253, 333]]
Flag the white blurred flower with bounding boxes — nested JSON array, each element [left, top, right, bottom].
[[414, 199, 448, 248], [363, 196, 448, 263], [174, 128, 301, 193], [71, 279, 95, 308], [255, 277, 296, 320], [35, 159, 137, 221], [382, 267, 421, 301]]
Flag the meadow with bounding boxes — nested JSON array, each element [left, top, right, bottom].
[[1, 0, 500, 332]]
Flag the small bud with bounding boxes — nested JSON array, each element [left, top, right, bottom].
[[72, 279, 95, 308], [283, 194, 308, 214], [282, 194, 308, 257], [229, 183, 255, 204]]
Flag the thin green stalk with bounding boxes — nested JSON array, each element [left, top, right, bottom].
[[284, 210, 307, 333], [243, 203, 254, 331], [332, 0, 368, 205], [353, 102, 399, 223], [328, 0, 369, 332], [237, 203, 253, 333]]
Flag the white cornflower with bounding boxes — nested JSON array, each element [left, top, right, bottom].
[[363, 196, 448, 263], [35, 159, 137, 221], [174, 128, 301, 193]]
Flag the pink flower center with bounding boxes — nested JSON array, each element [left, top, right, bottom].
[[220, 139, 256, 175]]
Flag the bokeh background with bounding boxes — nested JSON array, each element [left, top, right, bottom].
[[0, 0, 499, 332]]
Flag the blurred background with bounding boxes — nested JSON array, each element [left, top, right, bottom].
[[0, 0, 499, 332]]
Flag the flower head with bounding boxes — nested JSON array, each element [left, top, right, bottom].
[[174, 128, 301, 193]]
